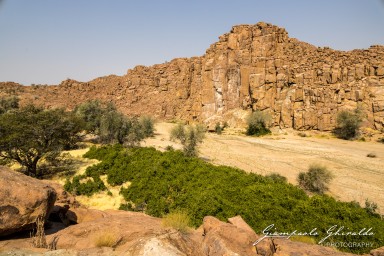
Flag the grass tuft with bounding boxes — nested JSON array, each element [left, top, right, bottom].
[[94, 231, 119, 247], [162, 210, 192, 233]]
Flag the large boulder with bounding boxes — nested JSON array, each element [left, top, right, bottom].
[[0, 167, 56, 237]]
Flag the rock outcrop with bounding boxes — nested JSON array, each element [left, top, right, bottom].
[[1, 22, 383, 131], [0, 167, 56, 237], [0, 211, 362, 256]]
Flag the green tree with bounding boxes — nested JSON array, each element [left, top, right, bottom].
[[246, 110, 272, 136], [99, 110, 144, 146], [139, 116, 155, 137], [0, 105, 84, 177], [334, 108, 363, 140], [73, 100, 103, 134], [170, 124, 205, 157], [0, 96, 19, 114]]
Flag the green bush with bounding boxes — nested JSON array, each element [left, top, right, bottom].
[[72, 145, 384, 254], [0, 96, 19, 114], [298, 164, 333, 194], [74, 101, 152, 146], [334, 108, 363, 140], [170, 124, 205, 157], [246, 111, 272, 136], [139, 116, 155, 137]]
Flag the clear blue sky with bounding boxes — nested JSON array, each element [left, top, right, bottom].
[[1, 0, 383, 85]]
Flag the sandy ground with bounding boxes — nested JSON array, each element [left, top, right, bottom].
[[144, 123, 384, 214]]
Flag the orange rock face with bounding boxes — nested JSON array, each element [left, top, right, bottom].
[[1, 22, 383, 131]]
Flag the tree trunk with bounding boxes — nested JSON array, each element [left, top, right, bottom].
[[27, 157, 40, 178]]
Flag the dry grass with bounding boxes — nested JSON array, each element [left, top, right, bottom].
[[30, 216, 47, 248], [94, 231, 120, 247], [75, 176, 130, 210], [162, 210, 192, 233], [289, 236, 317, 244]]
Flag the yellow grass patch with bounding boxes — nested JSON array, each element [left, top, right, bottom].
[[162, 210, 192, 233], [93, 230, 120, 247]]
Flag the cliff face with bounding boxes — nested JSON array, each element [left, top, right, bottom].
[[1, 22, 384, 130]]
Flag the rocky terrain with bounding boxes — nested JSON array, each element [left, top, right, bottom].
[[1, 166, 384, 256], [0, 22, 383, 131]]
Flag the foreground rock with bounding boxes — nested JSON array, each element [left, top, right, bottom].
[[0, 167, 56, 237], [0, 209, 371, 256]]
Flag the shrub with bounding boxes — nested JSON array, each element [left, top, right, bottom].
[[77, 146, 384, 254], [0, 96, 19, 114], [297, 132, 307, 137], [298, 164, 333, 194], [215, 122, 223, 134], [170, 124, 205, 157], [165, 145, 174, 151], [246, 111, 272, 136], [162, 210, 192, 233], [139, 116, 155, 137], [366, 153, 377, 158], [266, 173, 287, 183], [30, 216, 47, 249], [378, 137, 384, 143], [94, 232, 119, 247], [73, 100, 103, 134], [365, 199, 378, 215], [334, 108, 363, 140]]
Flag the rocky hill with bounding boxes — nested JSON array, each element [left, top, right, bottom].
[[1, 22, 383, 130]]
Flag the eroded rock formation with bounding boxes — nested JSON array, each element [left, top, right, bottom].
[[1, 22, 383, 130], [0, 167, 56, 237]]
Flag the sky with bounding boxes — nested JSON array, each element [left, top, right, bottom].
[[0, 0, 383, 85]]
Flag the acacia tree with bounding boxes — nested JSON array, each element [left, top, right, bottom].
[[0, 105, 84, 177]]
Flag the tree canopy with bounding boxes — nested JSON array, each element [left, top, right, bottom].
[[0, 105, 84, 177]]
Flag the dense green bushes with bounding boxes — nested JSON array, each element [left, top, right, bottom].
[[66, 145, 384, 253], [74, 100, 154, 146]]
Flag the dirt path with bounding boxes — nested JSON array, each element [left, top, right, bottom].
[[145, 123, 384, 214]]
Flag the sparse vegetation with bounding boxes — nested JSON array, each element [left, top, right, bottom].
[[366, 152, 377, 158], [94, 231, 120, 247], [298, 164, 333, 194], [297, 132, 307, 137], [246, 110, 272, 136], [266, 173, 287, 183], [365, 199, 379, 215], [215, 122, 223, 134], [30, 216, 47, 248], [289, 236, 316, 244], [170, 123, 205, 157], [162, 210, 192, 233], [30, 216, 57, 250], [68, 145, 384, 254], [214, 122, 228, 134], [334, 108, 363, 140]]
